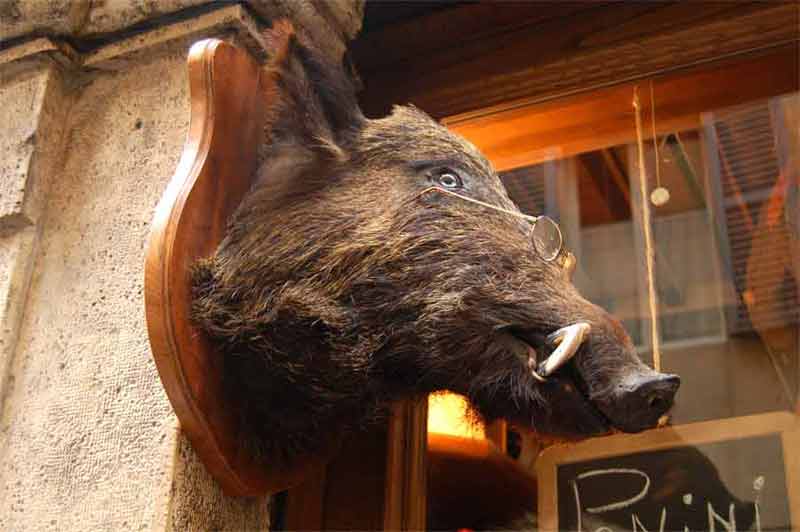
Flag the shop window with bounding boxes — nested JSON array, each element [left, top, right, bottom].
[[495, 92, 798, 425], [428, 48, 798, 531]]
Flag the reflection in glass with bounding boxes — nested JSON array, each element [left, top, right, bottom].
[[426, 90, 799, 532], [499, 93, 799, 426]]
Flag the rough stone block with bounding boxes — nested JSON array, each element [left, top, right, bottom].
[[0, 37, 270, 531], [82, 0, 207, 36], [0, 227, 36, 401], [0, 0, 77, 41], [167, 432, 271, 529], [1, 1, 364, 52], [0, 3, 365, 529], [1, 44, 188, 530], [0, 65, 46, 226], [0, 60, 68, 228], [82, 4, 267, 71], [0, 1, 208, 42]]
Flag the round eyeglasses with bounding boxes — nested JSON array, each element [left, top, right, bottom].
[[416, 186, 571, 265]]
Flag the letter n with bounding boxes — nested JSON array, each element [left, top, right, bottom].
[[632, 508, 666, 532], [707, 502, 736, 532]]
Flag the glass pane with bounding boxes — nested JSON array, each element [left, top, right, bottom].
[[499, 93, 799, 425], [428, 73, 798, 530]]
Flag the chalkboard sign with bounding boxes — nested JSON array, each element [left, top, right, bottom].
[[537, 412, 799, 532]]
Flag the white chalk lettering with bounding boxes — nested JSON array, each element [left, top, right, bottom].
[[754, 500, 761, 532], [572, 480, 583, 532], [568, 471, 766, 532], [753, 475, 765, 532], [576, 468, 651, 513], [631, 508, 666, 532], [707, 502, 736, 532]]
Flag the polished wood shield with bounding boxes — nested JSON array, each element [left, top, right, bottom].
[[144, 38, 317, 496]]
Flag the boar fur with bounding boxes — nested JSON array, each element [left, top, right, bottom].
[[191, 21, 677, 464]]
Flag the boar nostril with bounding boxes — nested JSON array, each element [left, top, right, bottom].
[[647, 395, 663, 409], [610, 372, 681, 433]]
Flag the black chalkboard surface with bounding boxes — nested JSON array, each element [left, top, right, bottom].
[[537, 412, 799, 532]]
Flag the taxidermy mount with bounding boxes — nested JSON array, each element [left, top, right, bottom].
[[190, 21, 680, 465]]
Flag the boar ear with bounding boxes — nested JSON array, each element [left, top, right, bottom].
[[262, 20, 364, 161]]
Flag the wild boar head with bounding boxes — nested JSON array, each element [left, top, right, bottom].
[[191, 22, 679, 461]]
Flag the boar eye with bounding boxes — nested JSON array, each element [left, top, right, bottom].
[[436, 169, 463, 189]]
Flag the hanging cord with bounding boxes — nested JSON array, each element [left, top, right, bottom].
[[650, 82, 662, 192], [649, 81, 670, 206], [633, 86, 662, 372]]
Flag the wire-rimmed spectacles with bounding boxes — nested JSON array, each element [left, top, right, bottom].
[[416, 186, 575, 270]]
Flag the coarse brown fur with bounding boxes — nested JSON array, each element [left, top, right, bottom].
[[191, 21, 678, 463]]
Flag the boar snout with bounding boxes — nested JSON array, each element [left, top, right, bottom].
[[606, 370, 680, 432], [567, 304, 681, 434]]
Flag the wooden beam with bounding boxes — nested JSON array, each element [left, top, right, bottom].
[[447, 44, 797, 172], [357, 2, 798, 120], [355, 2, 603, 74]]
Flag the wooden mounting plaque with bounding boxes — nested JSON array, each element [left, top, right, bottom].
[[144, 38, 317, 496]]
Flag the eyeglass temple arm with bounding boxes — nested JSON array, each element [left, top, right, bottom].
[[419, 186, 540, 223]]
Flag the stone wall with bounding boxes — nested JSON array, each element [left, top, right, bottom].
[[0, 2, 362, 530]]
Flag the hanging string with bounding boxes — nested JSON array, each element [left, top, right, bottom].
[[649, 81, 670, 206], [632, 86, 662, 372], [650, 81, 661, 190]]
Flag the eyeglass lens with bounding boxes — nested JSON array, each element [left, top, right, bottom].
[[532, 216, 563, 262]]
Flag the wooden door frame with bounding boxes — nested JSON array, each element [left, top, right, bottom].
[[281, 399, 427, 530]]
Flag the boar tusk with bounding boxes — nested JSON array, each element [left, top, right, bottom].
[[527, 345, 547, 382], [538, 322, 591, 377]]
